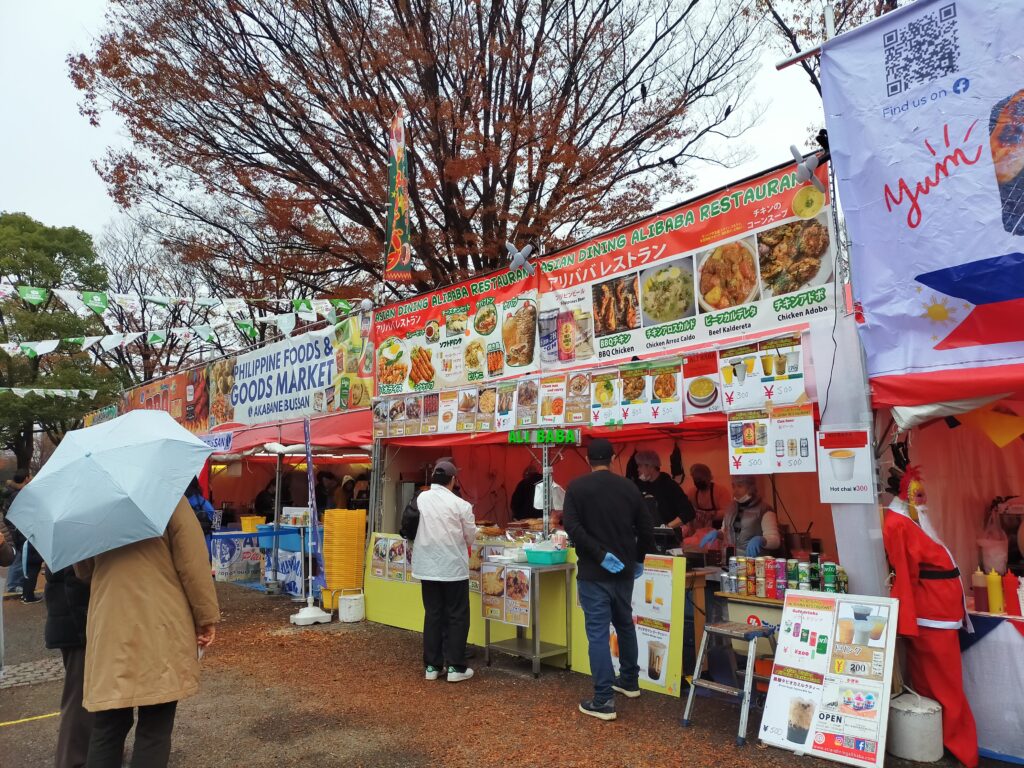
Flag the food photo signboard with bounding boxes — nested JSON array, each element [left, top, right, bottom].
[[760, 591, 899, 768], [816, 429, 877, 504], [373, 266, 539, 397], [536, 162, 837, 372]]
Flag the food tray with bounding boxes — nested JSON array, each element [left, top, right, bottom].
[[525, 549, 568, 565]]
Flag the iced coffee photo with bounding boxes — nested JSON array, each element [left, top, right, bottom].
[[787, 697, 815, 744]]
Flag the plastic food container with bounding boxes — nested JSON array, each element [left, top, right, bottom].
[[525, 548, 569, 565]]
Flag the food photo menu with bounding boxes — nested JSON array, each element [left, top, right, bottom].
[[760, 591, 899, 768]]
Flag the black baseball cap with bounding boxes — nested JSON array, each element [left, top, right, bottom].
[[587, 438, 614, 463]]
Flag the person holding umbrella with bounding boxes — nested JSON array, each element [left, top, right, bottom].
[[7, 411, 221, 768]]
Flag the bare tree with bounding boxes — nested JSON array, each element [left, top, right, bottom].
[[71, 0, 761, 294]]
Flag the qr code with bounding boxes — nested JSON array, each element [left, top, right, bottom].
[[883, 3, 960, 97]]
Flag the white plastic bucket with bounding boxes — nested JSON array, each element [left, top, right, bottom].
[[336, 588, 365, 623]]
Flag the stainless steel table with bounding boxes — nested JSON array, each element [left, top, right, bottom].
[[483, 560, 575, 677]]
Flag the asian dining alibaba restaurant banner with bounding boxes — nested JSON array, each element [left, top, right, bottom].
[[821, 0, 1024, 406], [371, 160, 840, 399]]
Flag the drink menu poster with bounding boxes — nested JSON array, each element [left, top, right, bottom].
[[611, 555, 674, 689], [760, 591, 899, 768]]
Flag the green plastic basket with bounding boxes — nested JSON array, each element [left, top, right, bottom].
[[525, 548, 569, 565]]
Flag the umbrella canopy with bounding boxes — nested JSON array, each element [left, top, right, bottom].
[[8, 410, 213, 571]]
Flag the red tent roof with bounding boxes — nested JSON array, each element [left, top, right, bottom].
[[212, 408, 372, 453]]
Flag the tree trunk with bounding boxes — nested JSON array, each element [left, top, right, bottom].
[[12, 420, 33, 471]]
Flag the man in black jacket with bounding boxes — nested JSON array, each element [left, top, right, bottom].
[[45, 566, 93, 768], [563, 438, 655, 721]]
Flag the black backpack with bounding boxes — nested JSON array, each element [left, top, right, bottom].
[[399, 495, 420, 541]]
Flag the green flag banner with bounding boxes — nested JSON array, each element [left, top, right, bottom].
[[18, 286, 48, 305], [81, 291, 109, 315], [384, 108, 413, 283]]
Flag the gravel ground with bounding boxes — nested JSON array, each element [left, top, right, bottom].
[[0, 578, 1005, 767]]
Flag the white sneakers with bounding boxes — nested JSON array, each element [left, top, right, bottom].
[[425, 665, 442, 681], [446, 667, 474, 683]]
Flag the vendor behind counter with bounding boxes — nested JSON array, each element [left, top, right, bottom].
[[633, 451, 695, 539]]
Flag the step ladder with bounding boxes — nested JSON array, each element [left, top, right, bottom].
[[681, 621, 777, 746]]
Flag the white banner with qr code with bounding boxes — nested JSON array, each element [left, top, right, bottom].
[[821, 0, 1024, 405]]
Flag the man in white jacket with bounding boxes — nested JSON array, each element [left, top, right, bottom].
[[411, 460, 477, 682]]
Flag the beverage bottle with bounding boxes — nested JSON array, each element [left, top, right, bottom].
[[1003, 573, 1021, 617], [971, 567, 989, 612], [986, 568, 1004, 614]]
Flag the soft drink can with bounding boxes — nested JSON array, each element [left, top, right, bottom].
[[823, 562, 838, 582], [728, 557, 738, 577], [746, 577, 756, 596], [737, 577, 747, 595], [816, 634, 829, 654], [798, 561, 810, 582], [776, 578, 787, 597], [754, 557, 766, 579], [824, 582, 837, 593], [756, 578, 766, 598], [766, 578, 777, 599], [788, 580, 799, 590], [735, 556, 747, 579], [786, 558, 799, 581], [799, 580, 811, 592]]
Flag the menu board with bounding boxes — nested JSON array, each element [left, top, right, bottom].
[[438, 390, 458, 433], [387, 396, 408, 437], [421, 393, 439, 433], [515, 378, 540, 427], [590, 370, 621, 427], [721, 334, 808, 412], [456, 387, 478, 432], [476, 387, 497, 432], [480, 562, 505, 620], [564, 372, 590, 425], [771, 404, 816, 474], [372, 400, 388, 438], [373, 268, 539, 396], [817, 429, 876, 504], [620, 363, 650, 424], [611, 555, 675, 689], [494, 381, 516, 431], [537, 164, 836, 372], [648, 359, 683, 424], [404, 395, 423, 436], [539, 375, 568, 425], [727, 409, 771, 474], [761, 591, 898, 768], [681, 351, 722, 414]]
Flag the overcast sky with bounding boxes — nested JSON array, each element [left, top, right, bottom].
[[0, 1, 824, 242]]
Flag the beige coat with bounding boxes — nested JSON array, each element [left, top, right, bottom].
[[79, 498, 220, 712]]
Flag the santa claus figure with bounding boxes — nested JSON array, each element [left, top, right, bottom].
[[883, 466, 978, 768]]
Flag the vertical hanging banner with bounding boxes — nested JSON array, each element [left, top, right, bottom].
[[384, 108, 413, 284], [821, 0, 1024, 405]]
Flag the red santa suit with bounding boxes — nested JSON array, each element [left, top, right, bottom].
[[883, 496, 978, 768]]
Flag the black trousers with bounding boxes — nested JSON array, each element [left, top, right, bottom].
[[85, 701, 177, 768], [21, 544, 43, 599], [421, 579, 470, 671], [57, 647, 94, 768]]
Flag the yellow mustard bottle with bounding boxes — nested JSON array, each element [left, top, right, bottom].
[[986, 568, 1005, 614]]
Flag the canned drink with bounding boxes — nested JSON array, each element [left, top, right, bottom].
[[823, 562, 838, 581], [729, 422, 744, 447], [721, 575, 733, 593], [766, 578, 777, 599], [756, 578, 766, 598], [799, 437, 809, 458], [765, 557, 777, 581], [799, 580, 811, 592], [786, 558, 799, 581], [756, 423, 768, 446], [737, 576, 747, 595], [800, 628, 809, 643], [824, 582, 837, 593], [731, 576, 740, 593], [745, 577, 756, 596], [788, 580, 799, 590], [736, 556, 748, 578], [809, 631, 817, 647], [728, 556, 738, 577], [809, 552, 821, 585], [776, 578, 787, 597], [775, 439, 785, 457], [538, 309, 559, 363], [798, 561, 810, 582], [816, 634, 829, 654], [754, 557, 766, 579]]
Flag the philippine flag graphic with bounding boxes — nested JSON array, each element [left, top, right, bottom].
[[916, 252, 1024, 350]]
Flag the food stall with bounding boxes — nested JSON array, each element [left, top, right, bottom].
[[365, 159, 866, 694]]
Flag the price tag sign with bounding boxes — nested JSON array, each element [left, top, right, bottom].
[[816, 429, 876, 504]]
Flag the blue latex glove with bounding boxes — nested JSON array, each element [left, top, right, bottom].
[[699, 530, 719, 548], [633, 562, 644, 579], [601, 552, 625, 573], [745, 536, 766, 557]]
